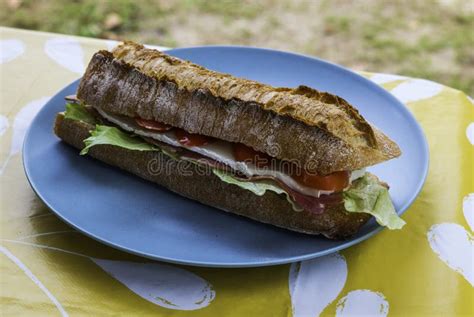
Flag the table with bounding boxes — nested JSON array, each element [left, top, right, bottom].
[[1, 26, 473, 316]]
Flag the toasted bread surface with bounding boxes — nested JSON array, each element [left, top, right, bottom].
[[76, 42, 400, 175]]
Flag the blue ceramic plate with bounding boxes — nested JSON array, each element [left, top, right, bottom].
[[23, 46, 429, 267]]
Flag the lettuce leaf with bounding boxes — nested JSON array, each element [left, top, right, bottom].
[[212, 169, 303, 212], [63, 102, 160, 155], [343, 174, 405, 229], [64, 102, 96, 125], [80, 125, 158, 155]]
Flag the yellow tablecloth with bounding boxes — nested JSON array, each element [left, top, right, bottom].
[[1, 27, 473, 317]]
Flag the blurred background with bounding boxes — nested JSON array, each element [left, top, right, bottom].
[[1, 0, 473, 95]]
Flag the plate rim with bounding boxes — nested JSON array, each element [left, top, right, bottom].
[[22, 45, 430, 267]]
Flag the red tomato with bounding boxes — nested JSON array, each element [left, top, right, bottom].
[[233, 143, 272, 168], [135, 117, 172, 132], [292, 170, 349, 191], [175, 129, 213, 146]]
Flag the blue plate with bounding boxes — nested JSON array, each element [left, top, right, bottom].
[[23, 46, 429, 267]]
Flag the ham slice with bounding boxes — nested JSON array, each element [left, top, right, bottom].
[[232, 175, 343, 214]]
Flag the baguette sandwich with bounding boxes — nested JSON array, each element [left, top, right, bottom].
[[54, 41, 405, 239]]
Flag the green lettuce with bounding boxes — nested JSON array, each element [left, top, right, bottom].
[[343, 174, 405, 229], [212, 169, 303, 212], [64, 102, 96, 125], [80, 125, 158, 155], [63, 102, 159, 155]]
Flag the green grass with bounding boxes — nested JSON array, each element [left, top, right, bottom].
[[324, 16, 351, 34], [1, 0, 142, 38], [1, 0, 472, 95], [184, 0, 262, 19]]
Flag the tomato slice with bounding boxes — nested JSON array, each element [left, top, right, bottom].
[[292, 170, 349, 191], [233, 143, 272, 168], [175, 129, 213, 146], [135, 117, 172, 132]]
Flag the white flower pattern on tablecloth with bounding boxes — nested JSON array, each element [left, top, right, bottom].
[[370, 73, 407, 84], [0, 115, 9, 136], [1, 238, 216, 312], [44, 37, 85, 74], [0, 39, 25, 64], [336, 290, 389, 317], [466, 123, 474, 145], [1, 96, 50, 175], [427, 194, 474, 286], [289, 253, 347, 317], [467, 95, 474, 106], [390, 79, 443, 103], [93, 258, 215, 310], [289, 253, 390, 316]]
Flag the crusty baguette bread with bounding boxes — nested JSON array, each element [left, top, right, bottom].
[[54, 113, 371, 239], [76, 42, 401, 175]]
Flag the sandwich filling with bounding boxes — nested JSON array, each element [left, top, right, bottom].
[[64, 102, 405, 229], [94, 106, 365, 198]]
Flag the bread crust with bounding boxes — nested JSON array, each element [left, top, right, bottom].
[[54, 113, 371, 239], [76, 42, 401, 175]]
